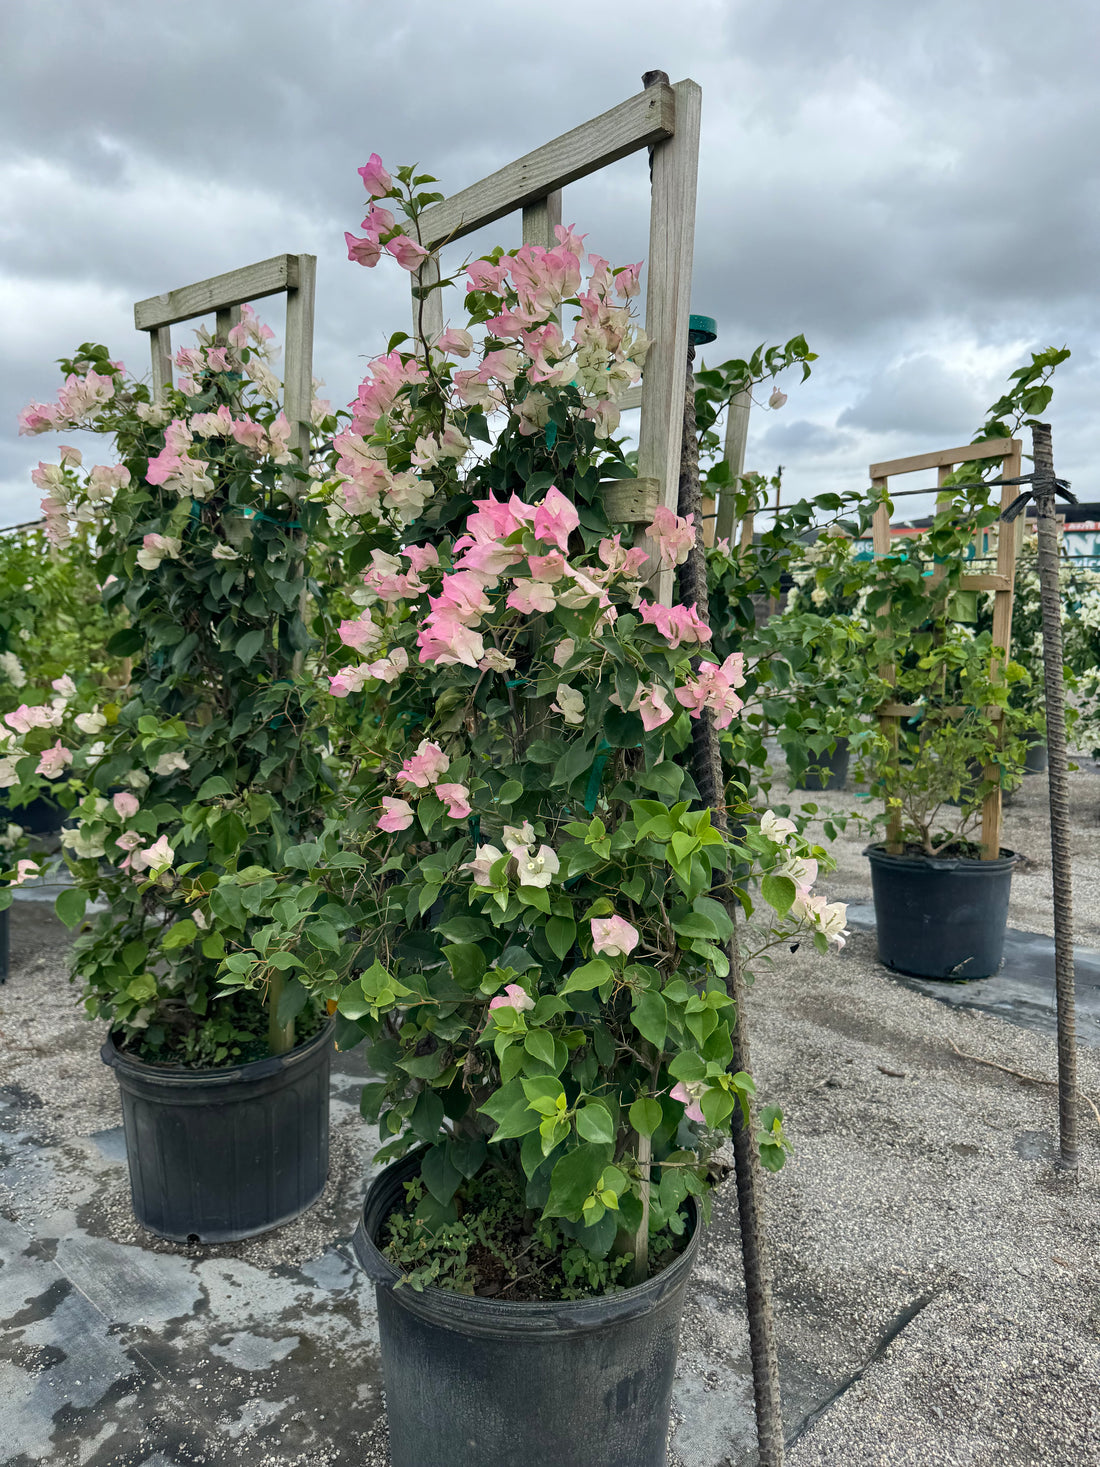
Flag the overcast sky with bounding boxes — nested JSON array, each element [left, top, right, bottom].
[[3, 0, 1096, 528]]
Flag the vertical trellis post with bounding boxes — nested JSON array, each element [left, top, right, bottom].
[[713, 387, 752, 548]]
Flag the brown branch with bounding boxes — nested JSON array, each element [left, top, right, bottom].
[[947, 1040, 1100, 1134]]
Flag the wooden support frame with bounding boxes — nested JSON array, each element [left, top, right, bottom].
[[133, 253, 317, 463], [870, 437, 1023, 860], [406, 79, 701, 607]]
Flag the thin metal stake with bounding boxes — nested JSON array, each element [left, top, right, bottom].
[[1031, 422, 1078, 1171], [678, 339, 786, 1465]]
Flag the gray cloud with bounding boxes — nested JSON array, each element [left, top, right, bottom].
[[2, 0, 1098, 522]]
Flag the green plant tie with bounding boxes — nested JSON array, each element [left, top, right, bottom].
[[583, 738, 612, 814], [544, 421, 558, 450], [228, 506, 303, 529]]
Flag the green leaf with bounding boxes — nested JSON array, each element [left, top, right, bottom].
[[761, 872, 797, 919], [305, 921, 341, 951], [575, 1102, 615, 1145], [235, 628, 266, 665], [55, 887, 87, 928], [497, 779, 524, 805], [196, 775, 234, 801], [480, 1079, 542, 1141], [545, 1142, 612, 1220], [631, 990, 667, 1048], [628, 1096, 663, 1137], [524, 1029, 557, 1066], [337, 985, 371, 1020], [421, 1141, 462, 1205], [545, 915, 576, 961], [448, 1135, 487, 1179], [559, 959, 612, 996], [410, 1088, 445, 1143], [701, 1088, 735, 1129], [444, 943, 486, 990], [161, 919, 198, 951], [106, 626, 143, 657]]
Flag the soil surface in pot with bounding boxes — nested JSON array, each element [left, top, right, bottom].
[[888, 840, 1011, 861], [116, 988, 325, 1068], [380, 1163, 691, 1303]]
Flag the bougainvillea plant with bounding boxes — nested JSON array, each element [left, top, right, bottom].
[[210, 156, 849, 1295], [10, 316, 343, 1064]]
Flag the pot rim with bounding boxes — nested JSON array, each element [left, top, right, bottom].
[[353, 1146, 702, 1337], [101, 1012, 335, 1087], [863, 842, 1018, 873]]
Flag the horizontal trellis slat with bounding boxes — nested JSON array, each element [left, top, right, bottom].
[[869, 438, 1015, 480], [134, 255, 301, 331], [414, 84, 676, 250]]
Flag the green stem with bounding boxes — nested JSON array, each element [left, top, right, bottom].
[[267, 969, 295, 1055]]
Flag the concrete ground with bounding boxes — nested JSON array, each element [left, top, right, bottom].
[[1, 759, 1098, 1466]]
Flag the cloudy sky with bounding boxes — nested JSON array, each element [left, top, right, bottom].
[[2, 0, 1096, 527]]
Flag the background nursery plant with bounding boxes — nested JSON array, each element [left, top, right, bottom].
[[214, 158, 850, 1297], [12, 316, 342, 1065]]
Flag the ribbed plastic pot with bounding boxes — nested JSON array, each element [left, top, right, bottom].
[[0, 902, 8, 985], [353, 1149, 701, 1467], [791, 737, 850, 792], [101, 1018, 333, 1242], [865, 844, 1016, 979]]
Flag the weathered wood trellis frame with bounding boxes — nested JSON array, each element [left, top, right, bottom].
[[408, 78, 701, 606], [870, 437, 1023, 860], [133, 252, 318, 462]]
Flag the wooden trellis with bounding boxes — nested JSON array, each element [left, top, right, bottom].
[[133, 253, 318, 463], [870, 437, 1023, 860], [407, 77, 701, 607]]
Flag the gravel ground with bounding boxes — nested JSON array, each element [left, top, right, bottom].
[[2, 756, 1098, 1465]]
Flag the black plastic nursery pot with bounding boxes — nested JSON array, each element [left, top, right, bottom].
[[1023, 737, 1048, 775], [791, 737, 850, 792], [353, 1149, 702, 1467], [0, 792, 64, 838], [865, 844, 1017, 980], [101, 1018, 333, 1243], [0, 902, 8, 985]]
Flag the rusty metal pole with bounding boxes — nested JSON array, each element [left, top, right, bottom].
[[678, 322, 786, 1466], [1031, 422, 1078, 1171]]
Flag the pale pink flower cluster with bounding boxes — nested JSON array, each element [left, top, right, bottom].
[[228, 304, 276, 352], [345, 155, 429, 273], [488, 982, 535, 1014], [18, 371, 116, 436], [758, 810, 849, 949], [648, 506, 696, 572], [32, 457, 130, 547], [137, 534, 182, 571], [465, 227, 648, 410], [376, 739, 471, 833], [637, 600, 711, 650], [590, 914, 640, 958], [329, 647, 409, 697], [36, 741, 73, 779], [461, 824, 560, 891], [673, 652, 747, 729], [670, 1079, 706, 1124]]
